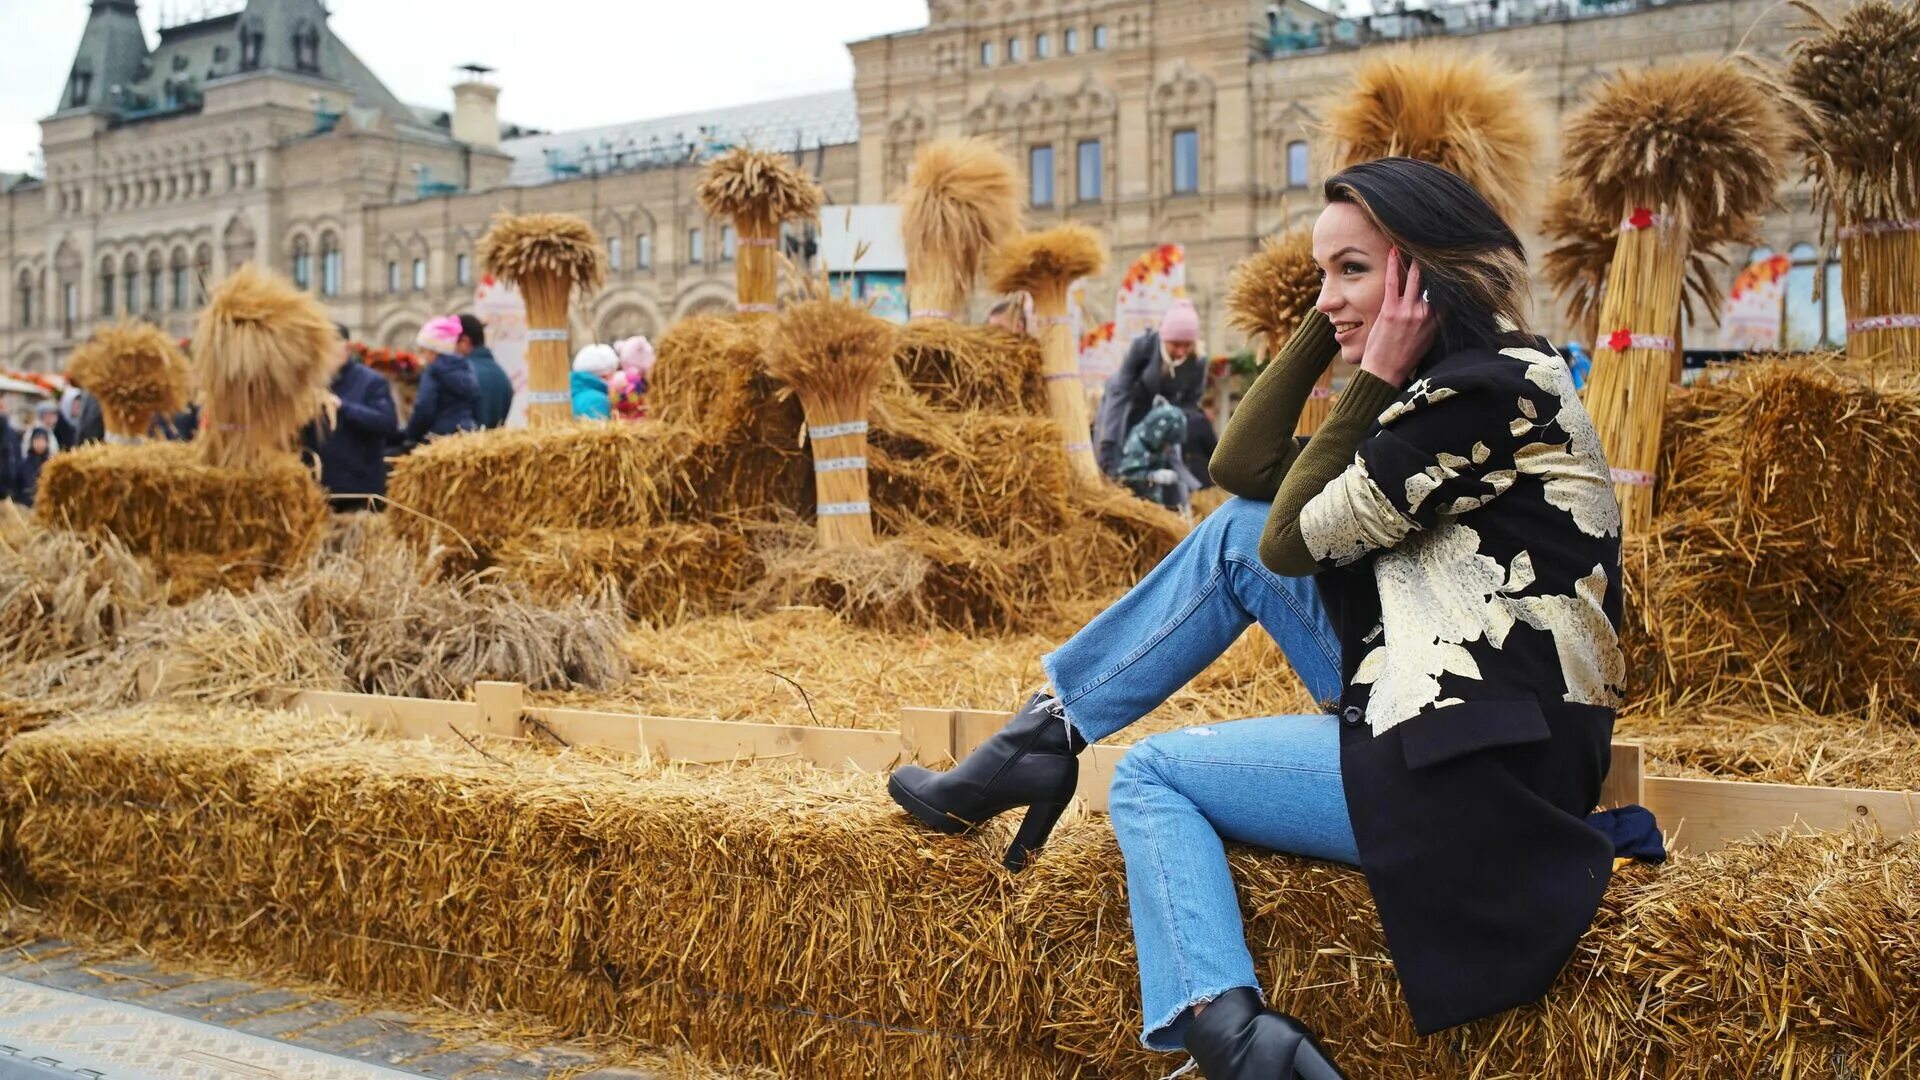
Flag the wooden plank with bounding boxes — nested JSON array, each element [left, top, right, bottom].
[[898, 708, 957, 767], [1598, 742, 1644, 809], [472, 681, 525, 739], [523, 707, 644, 754], [1644, 775, 1920, 854], [953, 709, 1014, 760], [295, 690, 482, 740], [1079, 745, 1126, 814], [624, 714, 903, 771]]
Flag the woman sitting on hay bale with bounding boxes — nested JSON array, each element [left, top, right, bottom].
[[890, 158, 1628, 1079]]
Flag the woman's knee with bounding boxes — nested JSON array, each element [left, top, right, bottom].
[[1194, 495, 1270, 547], [1108, 739, 1172, 820]]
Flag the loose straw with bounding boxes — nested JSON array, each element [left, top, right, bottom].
[[1585, 200, 1692, 533]]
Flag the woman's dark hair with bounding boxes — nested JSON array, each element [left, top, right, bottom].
[[1323, 157, 1532, 354]]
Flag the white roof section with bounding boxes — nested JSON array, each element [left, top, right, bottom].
[[500, 89, 859, 188]]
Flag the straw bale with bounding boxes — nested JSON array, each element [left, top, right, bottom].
[[384, 422, 709, 557], [1615, 703, 1920, 790], [0, 519, 159, 667], [985, 226, 1108, 299], [33, 441, 327, 594], [649, 314, 793, 442], [65, 320, 192, 438], [869, 411, 1072, 546], [108, 587, 350, 706], [191, 264, 338, 470], [1321, 44, 1545, 225], [496, 524, 754, 625], [7, 708, 1915, 1079], [889, 322, 1047, 416]]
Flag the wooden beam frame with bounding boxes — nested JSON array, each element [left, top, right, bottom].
[[294, 686, 1915, 854]]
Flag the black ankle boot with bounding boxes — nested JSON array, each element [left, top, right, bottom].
[[1182, 988, 1348, 1080], [888, 692, 1086, 871]]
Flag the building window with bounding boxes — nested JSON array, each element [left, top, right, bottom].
[[100, 266, 115, 318], [239, 24, 264, 70], [123, 259, 138, 314], [195, 246, 212, 305], [69, 67, 92, 107], [245, 162, 257, 187], [228, 163, 239, 190], [293, 23, 321, 73], [1065, 27, 1080, 54], [1093, 24, 1110, 49], [64, 283, 78, 337], [387, 261, 399, 293], [412, 257, 427, 290], [1172, 128, 1200, 194], [291, 235, 312, 289], [147, 262, 163, 312], [1030, 145, 1055, 208], [1824, 254, 1847, 346], [1077, 139, 1103, 202], [456, 252, 471, 286], [1286, 140, 1310, 188], [980, 41, 994, 66], [171, 255, 188, 311], [1008, 37, 1023, 62], [1036, 32, 1051, 58], [688, 228, 704, 264], [637, 234, 652, 269], [721, 226, 736, 262], [609, 237, 622, 270], [320, 233, 341, 297]]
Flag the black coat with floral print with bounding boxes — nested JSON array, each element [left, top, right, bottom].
[[1297, 341, 1626, 1033]]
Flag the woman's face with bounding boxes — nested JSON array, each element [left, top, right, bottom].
[[1313, 201, 1392, 364], [29, 433, 48, 455]]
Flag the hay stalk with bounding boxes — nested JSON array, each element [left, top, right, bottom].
[[900, 139, 1021, 320], [986, 227, 1108, 483], [1587, 200, 1693, 533], [190, 265, 336, 470], [66, 321, 192, 442], [479, 213, 609, 426], [765, 301, 898, 548], [696, 149, 825, 315], [1225, 228, 1338, 435]]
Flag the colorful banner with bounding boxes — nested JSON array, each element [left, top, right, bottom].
[[473, 275, 531, 427], [1110, 244, 1187, 380], [1721, 253, 1790, 352]]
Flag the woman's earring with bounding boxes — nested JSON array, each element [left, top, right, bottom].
[[1421, 290, 1430, 304]]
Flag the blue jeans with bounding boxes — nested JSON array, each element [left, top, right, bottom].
[[1041, 496, 1360, 1052]]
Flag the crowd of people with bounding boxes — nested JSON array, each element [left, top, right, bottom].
[[0, 314, 657, 515]]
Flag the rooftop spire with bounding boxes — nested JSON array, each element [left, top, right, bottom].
[[60, 1, 151, 113]]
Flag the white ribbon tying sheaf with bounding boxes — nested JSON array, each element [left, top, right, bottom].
[[813, 456, 867, 473], [526, 391, 569, 405], [1063, 440, 1093, 453], [1847, 314, 1920, 333], [1604, 334, 1676, 352], [910, 309, 954, 320], [1044, 371, 1080, 382], [807, 420, 868, 440], [1610, 467, 1657, 488], [1839, 219, 1920, 240], [525, 329, 570, 342], [817, 501, 872, 517], [736, 303, 778, 314]]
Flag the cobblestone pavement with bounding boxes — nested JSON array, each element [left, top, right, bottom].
[[0, 938, 657, 1080]]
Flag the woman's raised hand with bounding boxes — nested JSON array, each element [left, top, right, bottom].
[[1359, 248, 1437, 388]]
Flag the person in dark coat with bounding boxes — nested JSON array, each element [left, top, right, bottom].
[[150, 403, 200, 441], [49, 396, 78, 454], [457, 315, 513, 429], [1096, 299, 1217, 487], [13, 427, 53, 507], [33, 402, 64, 450], [887, 159, 1633, 1078], [0, 412, 18, 503], [74, 390, 106, 447], [401, 316, 482, 445], [304, 324, 400, 512]]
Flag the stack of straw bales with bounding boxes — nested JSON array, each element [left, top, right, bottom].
[[1621, 359, 1920, 719], [5, 707, 1913, 1080]]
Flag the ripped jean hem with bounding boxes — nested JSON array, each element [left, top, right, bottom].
[[1140, 982, 1261, 1053]]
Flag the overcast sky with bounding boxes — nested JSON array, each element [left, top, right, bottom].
[[0, 0, 926, 175]]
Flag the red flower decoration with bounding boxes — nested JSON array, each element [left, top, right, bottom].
[[1627, 207, 1655, 230], [1606, 330, 1633, 352]]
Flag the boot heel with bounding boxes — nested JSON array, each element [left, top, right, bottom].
[[1003, 801, 1069, 871]]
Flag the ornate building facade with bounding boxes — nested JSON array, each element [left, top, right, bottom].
[[2, 0, 1830, 376]]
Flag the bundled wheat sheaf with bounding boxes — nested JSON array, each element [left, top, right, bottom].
[[1226, 228, 1321, 352], [898, 137, 1023, 316], [476, 211, 609, 294], [1541, 180, 1740, 337], [985, 226, 1108, 300], [1321, 45, 1543, 224], [65, 321, 192, 438], [190, 264, 337, 470], [694, 147, 825, 227], [4, 709, 1913, 1080]]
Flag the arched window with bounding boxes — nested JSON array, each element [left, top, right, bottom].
[[146, 252, 164, 312], [1036, 32, 1051, 58], [387, 260, 399, 293], [1093, 24, 1110, 49], [456, 251, 472, 287], [609, 236, 623, 271], [15, 271, 32, 329], [721, 226, 736, 263], [170, 248, 190, 311], [195, 244, 213, 306], [1007, 36, 1023, 62], [99, 257, 116, 318], [411, 257, 427, 291], [291, 234, 312, 289], [122, 254, 139, 314], [1286, 140, 1310, 188], [320, 232, 341, 297], [637, 233, 652, 270], [1064, 27, 1080, 54]]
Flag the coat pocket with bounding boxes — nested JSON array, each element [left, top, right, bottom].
[[1397, 700, 1553, 770]]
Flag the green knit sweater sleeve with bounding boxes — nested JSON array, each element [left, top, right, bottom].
[[1257, 370, 1404, 576], [1207, 312, 1340, 500]]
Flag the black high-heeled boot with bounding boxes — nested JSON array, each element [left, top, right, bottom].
[[887, 691, 1086, 871], [1182, 988, 1348, 1080]]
